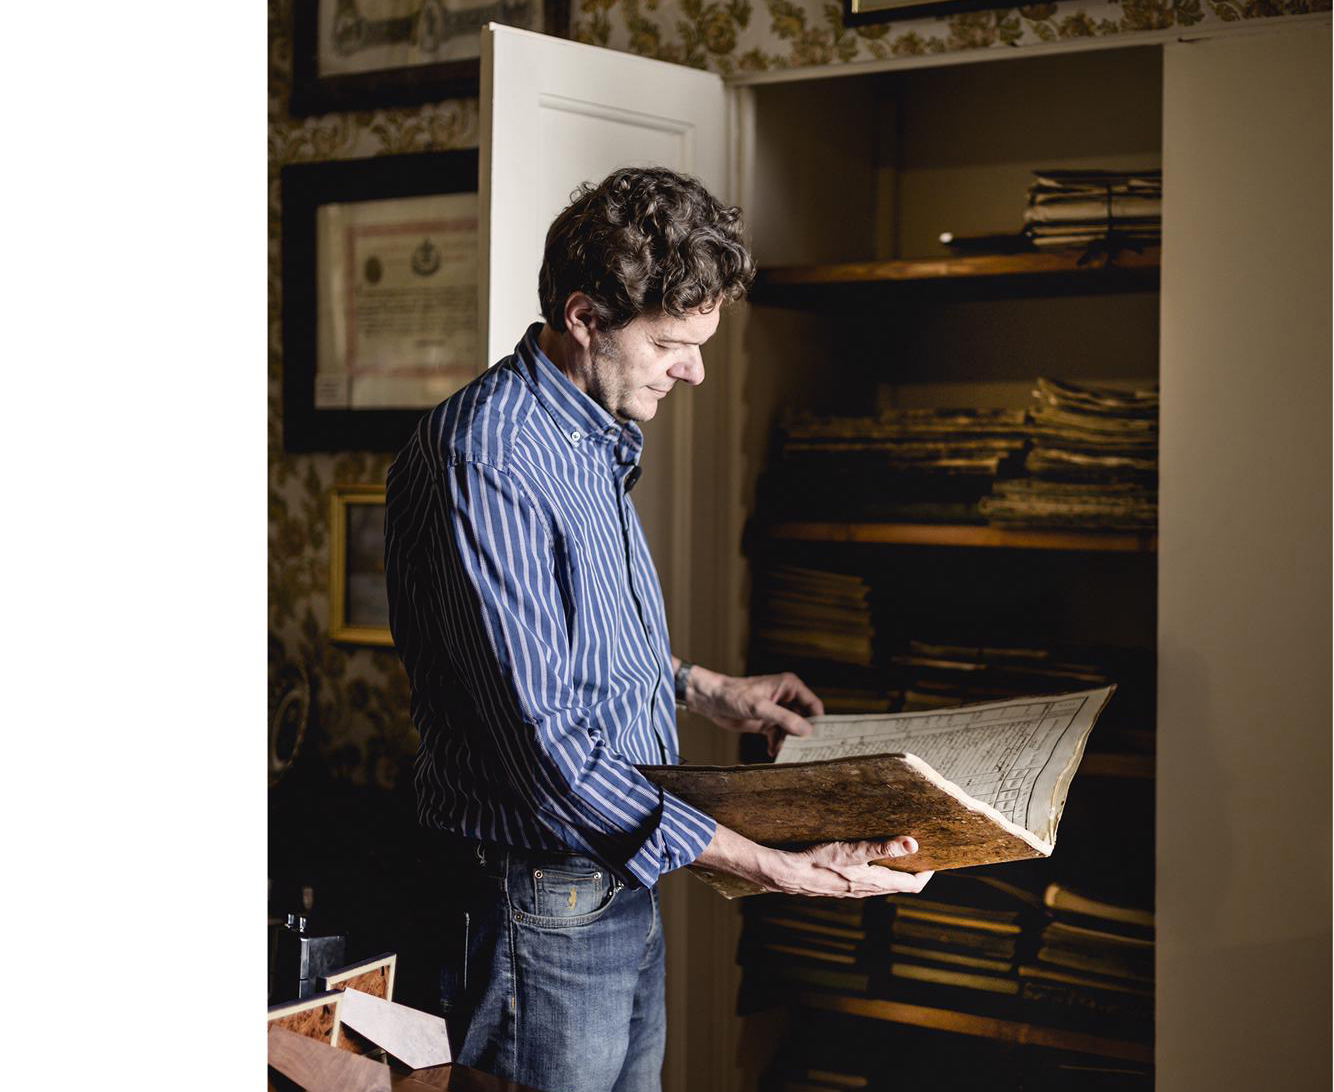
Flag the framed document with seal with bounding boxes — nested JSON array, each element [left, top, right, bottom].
[[290, 0, 570, 115], [282, 150, 479, 452], [314, 192, 479, 412]]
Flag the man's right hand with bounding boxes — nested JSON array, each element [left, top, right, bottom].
[[694, 824, 933, 898]]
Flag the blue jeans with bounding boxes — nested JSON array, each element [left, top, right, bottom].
[[441, 841, 667, 1092]]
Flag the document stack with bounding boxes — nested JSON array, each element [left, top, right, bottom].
[[752, 565, 875, 668], [1022, 169, 1162, 251], [1017, 882, 1155, 1037], [778, 1069, 872, 1092], [979, 378, 1158, 531], [737, 894, 871, 1009], [887, 639, 1155, 755], [766, 410, 1028, 522], [814, 687, 899, 715], [882, 872, 1041, 1017], [891, 639, 1110, 711]]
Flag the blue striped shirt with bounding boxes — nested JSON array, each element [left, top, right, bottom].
[[385, 323, 718, 887]]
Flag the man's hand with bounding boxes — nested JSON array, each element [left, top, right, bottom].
[[694, 825, 934, 898], [683, 664, 823, 757], [778, 838, 934, 897]]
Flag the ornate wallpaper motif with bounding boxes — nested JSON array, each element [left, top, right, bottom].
[[571, 0, 1325, 73], [268, 0, 478, 789], [268, 0, 1319, 788]]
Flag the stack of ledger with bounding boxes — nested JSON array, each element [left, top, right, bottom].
[[1022, 169, 1162, 251], [766, 410, 1027, 522], [753, 565, 875, 669], [1018, 883, 1155, 1036], [883, 873, 1041, 1017], [980, 378, 1159, 531], [886, 639, 1154, 755], [891, 640, 1111, 713], [777, 1069, 872, 1092], [737, 894, 871, 1008]]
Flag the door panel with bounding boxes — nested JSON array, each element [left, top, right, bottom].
[[1158, 26, 1331, 1092], [479, 23, 727, 648]]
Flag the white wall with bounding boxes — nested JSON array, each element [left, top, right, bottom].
[[1158, 25, 1331, 1089]]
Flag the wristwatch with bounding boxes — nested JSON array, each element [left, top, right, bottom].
[[674, 660, 694, 704]]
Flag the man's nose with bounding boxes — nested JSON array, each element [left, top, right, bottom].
[[669, 349, 705, 386]]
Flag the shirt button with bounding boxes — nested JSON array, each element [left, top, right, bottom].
[[570, 430, 581, 443]]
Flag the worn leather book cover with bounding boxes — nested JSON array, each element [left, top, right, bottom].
[[639, 754, 1049, 898], [641, 687, 1114, 898]]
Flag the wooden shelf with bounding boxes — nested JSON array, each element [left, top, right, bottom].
[[753, 248, 1160, 290], [798, 993, 1153, 1065], [767, 522, 1157, 553]]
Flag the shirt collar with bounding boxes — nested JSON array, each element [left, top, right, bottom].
[[516, 323, 644, 459]]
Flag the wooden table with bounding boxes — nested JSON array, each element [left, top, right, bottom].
[[389, 1064, 542, 1091]]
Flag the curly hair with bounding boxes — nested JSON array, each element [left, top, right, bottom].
[[538, 166, 755, 332]]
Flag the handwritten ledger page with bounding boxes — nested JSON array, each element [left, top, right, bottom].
[[775, 687, 1113, 845]]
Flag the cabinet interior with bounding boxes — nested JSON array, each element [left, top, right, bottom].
[[731, 47, 1166, 1084], [739, 45, 1162, 651]]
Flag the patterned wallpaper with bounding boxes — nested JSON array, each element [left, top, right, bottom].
[[268, 0, 479, 789], [570, 0, 1325, 72], [267, 0, 1319, 789]]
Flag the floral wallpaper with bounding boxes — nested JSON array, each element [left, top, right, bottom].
[[267, 0, 1321, 789], [268, 0, 479, 789], [570, 0, 1326, 74]]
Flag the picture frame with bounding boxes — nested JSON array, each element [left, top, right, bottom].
[[281, 149, 479, 453], [290, 0, 571, 116], [842, 0, 1004, 25], [320, 952, 398, 1002], [330, 484, 394, 646], [267, 988, 346, 1048]]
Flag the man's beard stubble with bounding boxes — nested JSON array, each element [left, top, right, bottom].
[[589, 327, 636, 422]]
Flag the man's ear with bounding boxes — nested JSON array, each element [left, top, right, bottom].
[[563, 293, 599, 352]]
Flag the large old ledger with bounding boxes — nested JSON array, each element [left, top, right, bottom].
[[641, 687, 1113, 898]]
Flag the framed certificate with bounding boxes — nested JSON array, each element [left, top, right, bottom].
[[290, 0, 570, 115], [281, 150, 479, 452]]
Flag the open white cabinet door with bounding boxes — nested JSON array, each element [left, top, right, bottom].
[[478, 24, 728, 647]]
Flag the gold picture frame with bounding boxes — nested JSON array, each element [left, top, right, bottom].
[[330, 483, 394, 646]]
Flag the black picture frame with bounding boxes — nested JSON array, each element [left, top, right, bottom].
[[290, 0, 571, 116], [280, 149, 480, 453], [842, 0, 1008, 26]]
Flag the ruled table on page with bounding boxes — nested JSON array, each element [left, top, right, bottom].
[[776, 692, 1109, 836]]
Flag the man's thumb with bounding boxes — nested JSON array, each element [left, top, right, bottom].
[[876, 836, 918, 859]]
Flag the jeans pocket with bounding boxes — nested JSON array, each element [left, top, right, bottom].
[[511, 854, 621, 929], [534, 866, 608, 919]]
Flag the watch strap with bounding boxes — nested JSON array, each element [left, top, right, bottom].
[[674, 660, 694, 704]]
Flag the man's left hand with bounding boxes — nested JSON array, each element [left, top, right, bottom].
[[684, 665, 823, 757]]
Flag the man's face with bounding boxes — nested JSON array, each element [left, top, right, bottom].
[[584, 305, 720, 423]]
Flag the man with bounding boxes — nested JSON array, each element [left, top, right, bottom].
[[385, 166, 930, 1092]]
